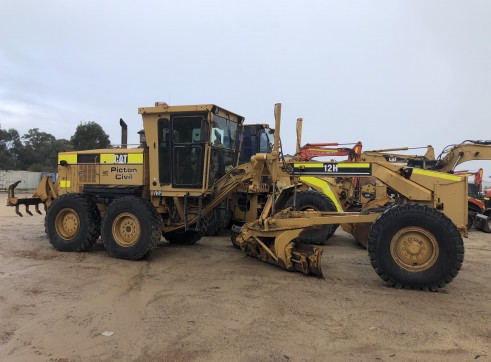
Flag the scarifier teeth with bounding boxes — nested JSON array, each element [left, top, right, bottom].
[[13, 202, 45, 217]]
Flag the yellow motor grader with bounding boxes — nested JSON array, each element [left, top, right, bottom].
[[234, 159, 467, 290], [7, 103, 468, 290], [8, 103, 253, 258], [231, 113, 468, 290]]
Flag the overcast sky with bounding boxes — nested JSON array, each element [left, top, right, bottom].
[[1, 0, 490, 180]]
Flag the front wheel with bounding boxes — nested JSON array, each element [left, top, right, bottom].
[[102, 197, 162, 260], [368, 204, 464, 291]]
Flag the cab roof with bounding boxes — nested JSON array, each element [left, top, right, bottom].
[[138, 103, 244, 122]]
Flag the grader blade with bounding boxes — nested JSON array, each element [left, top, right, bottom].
[[234, 226, 324, 277], [290, 242, 323, 277]]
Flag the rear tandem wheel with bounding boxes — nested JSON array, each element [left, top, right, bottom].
[[102, 196, 162, 260], [45, 194, 101, 252]]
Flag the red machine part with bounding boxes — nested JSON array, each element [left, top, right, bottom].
[[295, 141, 363, 162]]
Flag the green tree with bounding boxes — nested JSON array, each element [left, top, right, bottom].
[[0, 126, 23, 169], [0, 126, 74, 171], [70, 121, 111, 151], [20, 128, 59, 171]]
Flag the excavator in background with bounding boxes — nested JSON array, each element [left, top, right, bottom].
[[428, 140, 491, 172], [485, 188, 491, 209], [460, 168, 483, 199], [452, 168, 491, 232], [421, 141, 491, 233], [292, 141, 363, 162]]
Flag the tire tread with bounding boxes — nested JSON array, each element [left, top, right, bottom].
[[367, 204, 464, 291]]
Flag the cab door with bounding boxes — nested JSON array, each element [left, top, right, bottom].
[[170, 114, 208, 188]]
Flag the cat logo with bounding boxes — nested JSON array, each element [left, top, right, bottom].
[[115, 154, 128, 164]]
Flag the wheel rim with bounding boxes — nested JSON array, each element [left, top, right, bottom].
[[390, 226, 439, 272], [112, 212, 141, 247], [55, 208, 80, 240], [298, 204, 317, 211]]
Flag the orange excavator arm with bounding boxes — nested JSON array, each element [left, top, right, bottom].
[[293, 141, 363, 162]]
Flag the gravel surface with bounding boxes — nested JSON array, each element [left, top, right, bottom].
[[1, 195, 490, 361]]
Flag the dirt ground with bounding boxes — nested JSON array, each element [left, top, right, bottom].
[[0, 195, 490, 362]]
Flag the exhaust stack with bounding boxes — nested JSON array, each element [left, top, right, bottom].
[[120, 118, 127, 149]]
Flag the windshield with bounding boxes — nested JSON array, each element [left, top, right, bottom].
[[211, 114, 238, 149], [209, 114, 240, 186], [259, 128, 274, 153]]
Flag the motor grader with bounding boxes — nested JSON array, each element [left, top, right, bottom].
[[8, 103, 254, 259], [233, 158, 467, 290], [8, 103, 469, 290]]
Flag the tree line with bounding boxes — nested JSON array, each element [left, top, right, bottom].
[[0, 122, 111, 172]]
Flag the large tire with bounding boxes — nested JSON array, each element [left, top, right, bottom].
[[45, 194, 101, 252], [368, 204, 464, 291], [285, 190, 338, 245], [326, 224, 339, 239], [102, 197, 162, 260], [165, 230, 201, 245]]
